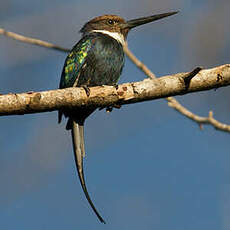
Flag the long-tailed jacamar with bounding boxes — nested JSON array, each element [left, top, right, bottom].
[[58, 11, 178, 223]]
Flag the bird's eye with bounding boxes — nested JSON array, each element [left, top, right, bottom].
[[108, 19, 114, 25]]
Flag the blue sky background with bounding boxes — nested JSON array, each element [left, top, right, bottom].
[[1, 0, 230, 229]]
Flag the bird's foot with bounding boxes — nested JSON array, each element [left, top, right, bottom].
[[112, 83, 119, 90], [105, 104, 122, 113], [106, 106, 113, 113]]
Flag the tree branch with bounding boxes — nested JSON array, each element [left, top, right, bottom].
[[123, 43, 230, 132], [1, 27, 230, 132], [0, 64, 229, 117], [0, 28, 70, 52]]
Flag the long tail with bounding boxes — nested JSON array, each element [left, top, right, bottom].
[[71, 120, 106, 224]]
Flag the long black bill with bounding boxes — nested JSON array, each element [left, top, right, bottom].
[[123, 11, 178, 29]]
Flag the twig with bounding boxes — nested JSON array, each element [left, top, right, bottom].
[[0, 28, 70, 52], [1, 27, 230, 132], [123, 42, 157, 79], [123, 43, 230, 133], [167, 98, 230, 132]]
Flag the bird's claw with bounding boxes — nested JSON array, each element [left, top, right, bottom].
[[105, 104, 122, 113], [106, 106, 113, 113], [112, 83, 119, 90]]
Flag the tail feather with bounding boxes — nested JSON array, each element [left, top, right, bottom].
[[71, 120, 106, 224], [78, 125, 85, 157]]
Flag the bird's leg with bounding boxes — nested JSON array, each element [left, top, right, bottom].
[[98, 83, 119, 112], [105, 84, 120, 112]]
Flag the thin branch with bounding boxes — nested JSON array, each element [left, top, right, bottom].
[[167, 98, 230, 132], [123, 42, 157, 79], [123, 43, 230, 133], [0, 28, 70, 52], [1, 28, 230, 132]]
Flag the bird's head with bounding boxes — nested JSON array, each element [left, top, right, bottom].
[[80, 12, 178, 44]]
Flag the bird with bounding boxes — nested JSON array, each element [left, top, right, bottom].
[[58, 11, 178, 223]]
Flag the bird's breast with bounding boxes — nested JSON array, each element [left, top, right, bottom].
[[77, 33, 125, 87]]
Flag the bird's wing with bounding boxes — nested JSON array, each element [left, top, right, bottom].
[[59, 36, 94, 89], [58, 35, 95, 123]]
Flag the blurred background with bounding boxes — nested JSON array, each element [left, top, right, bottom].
[[1, 0, 230, 229]]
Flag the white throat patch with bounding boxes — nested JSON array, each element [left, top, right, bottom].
[[92, 30, 125, 45]]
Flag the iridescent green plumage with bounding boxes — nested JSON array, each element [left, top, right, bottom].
[[59, 33, 124, 90], [59, 38, 92, 89], [59, 36, 92, 124]]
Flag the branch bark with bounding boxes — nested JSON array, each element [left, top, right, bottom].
[[1, 27, 230, 132], [0, 64, 229, 116]]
